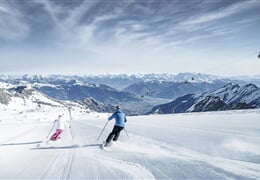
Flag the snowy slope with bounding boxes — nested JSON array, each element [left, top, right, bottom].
[[0, 107, 260, 179]]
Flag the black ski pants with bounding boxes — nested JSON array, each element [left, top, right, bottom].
[[106, 125, 124, 144]]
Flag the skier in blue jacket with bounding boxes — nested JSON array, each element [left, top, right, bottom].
[[104, 105, 127, 146]]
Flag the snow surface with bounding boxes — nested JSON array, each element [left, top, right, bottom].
[[0, 106, 260, 179]]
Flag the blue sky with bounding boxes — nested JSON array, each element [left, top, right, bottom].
[[0, 0, 259, 76]]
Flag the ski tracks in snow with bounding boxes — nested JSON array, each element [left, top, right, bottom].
[[122, 134, 260, 179], [71, 120, 156, 179], [49, 120, 260, 179], [38, 139, 76, 179], [40, 148, 75, 179], [2, 119, 260, 179], [37, 121, 155, 180], [94, 153, 156, 179]]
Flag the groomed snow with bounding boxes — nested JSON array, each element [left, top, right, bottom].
[[0, 107, 260, 179]]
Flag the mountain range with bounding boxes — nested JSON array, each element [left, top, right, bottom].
[[124, 80, 227, 99], [1, 73, 260, 115], [0, 84, 114, 114], [2, 72, 259, 89], [149, 83, 260, 114]]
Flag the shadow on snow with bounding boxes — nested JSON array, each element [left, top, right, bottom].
[[31, 143, 101, 150], [0, 141, 43, 146]]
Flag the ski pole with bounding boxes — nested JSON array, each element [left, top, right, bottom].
[[69, 124, 75, 142], [97, 120, 109, 141], [46, 122, 55, 138], [124, 128, 130, 139]]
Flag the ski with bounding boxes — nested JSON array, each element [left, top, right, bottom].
[[100, 141, 107, 150], [36, 138, 61, 147], [36, 140, 50, 147], [100, 141, 115, 150], [102, 140, 114, 150]]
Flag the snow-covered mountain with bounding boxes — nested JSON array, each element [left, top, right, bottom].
[[123, 73, 260, 100], [149, 83, 260, 114], [34, 83, 142, 105], [84, 73, 222, 88], [0, 75, 143, 105], [1, 72, 256, 90], [77, 97, 115, 113], [0, 84, 115, 116], [1, 73, 260, 115], [196, 83, 260, 107], [3, 85, 62, 108], [124, 80, 228, 99]]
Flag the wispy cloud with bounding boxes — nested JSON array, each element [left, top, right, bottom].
[[181, 0, 260, 25], [0, 3, 29, 41], [166, 0, 260, 47]]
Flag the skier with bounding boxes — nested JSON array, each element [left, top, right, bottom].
[[49, 114, 70, 141], [103, 105, 127, 147]]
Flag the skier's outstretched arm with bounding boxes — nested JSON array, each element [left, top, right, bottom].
[[108, 113, 115, 121]]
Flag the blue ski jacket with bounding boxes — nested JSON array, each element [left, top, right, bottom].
[[108, 109, 127, 127]]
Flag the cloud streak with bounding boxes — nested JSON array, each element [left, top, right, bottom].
[[0, 3, 29, 41], [181, 0, 260, 25]]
